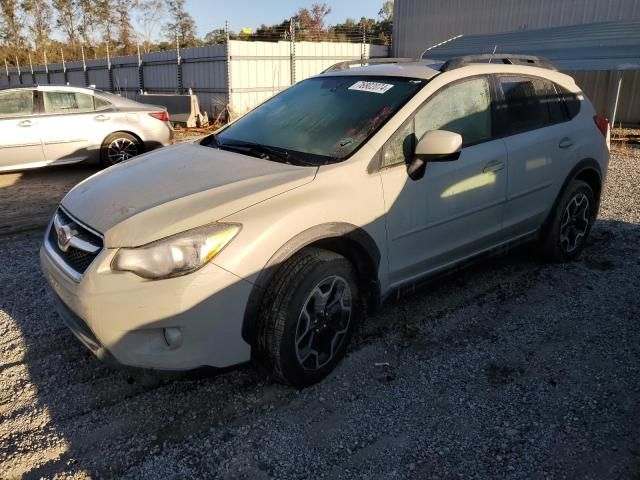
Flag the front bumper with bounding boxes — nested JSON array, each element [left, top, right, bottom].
[[40, 242, 253, 370]]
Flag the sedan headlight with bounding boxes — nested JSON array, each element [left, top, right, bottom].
[[111, 223, 241, 280]]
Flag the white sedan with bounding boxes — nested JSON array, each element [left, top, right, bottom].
[[0, 85, 174, 172]]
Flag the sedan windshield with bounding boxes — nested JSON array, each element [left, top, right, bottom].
[[213, 75, 426, 165]]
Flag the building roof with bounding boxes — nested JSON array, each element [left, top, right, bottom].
[[423, 20, 640, 71]]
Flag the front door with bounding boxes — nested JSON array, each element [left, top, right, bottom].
[[379, 76, 508, 286], [0, 89, 44, 170]]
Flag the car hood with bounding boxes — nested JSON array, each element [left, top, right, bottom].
[[62, 143, 317, 247]]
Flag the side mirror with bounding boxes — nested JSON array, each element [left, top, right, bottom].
[[407, 130, 463, 181]]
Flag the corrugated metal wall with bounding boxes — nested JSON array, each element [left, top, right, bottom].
[[0, 40, 387, 120], [393, 0, 640, 123]]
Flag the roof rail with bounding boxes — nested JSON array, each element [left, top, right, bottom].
[[440, 54, 557, 72], [322, 57, 419, 74]]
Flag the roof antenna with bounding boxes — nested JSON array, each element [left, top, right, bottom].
[[488, 44, 498, 63]]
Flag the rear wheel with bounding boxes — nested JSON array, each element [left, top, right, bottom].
[[100, 132, 142, 167], [256, 247, 359, 388], [540, 179, 596, 262]]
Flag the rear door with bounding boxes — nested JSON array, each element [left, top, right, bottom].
[[496, 75, 572, 237], [0, 89, 44, 169], [38, 90, 102, 163]]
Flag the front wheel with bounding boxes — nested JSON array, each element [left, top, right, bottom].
[[540, 179, 596, 262], [100, 132, 142, 167], [257, 248, 359, 388]]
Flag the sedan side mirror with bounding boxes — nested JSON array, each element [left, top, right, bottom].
[[407, 130, 463, 180]]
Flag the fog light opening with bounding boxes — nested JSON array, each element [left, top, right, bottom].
[[163, 327, 183, 349]]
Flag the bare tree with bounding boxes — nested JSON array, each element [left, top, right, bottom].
[[137, 0, 165, 52], [165, 0, 198, 47], [297, 3, 331, 41], [378, 0, 393, 22]]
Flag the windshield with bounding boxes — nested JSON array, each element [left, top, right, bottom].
[[213, 75, 426, 165]]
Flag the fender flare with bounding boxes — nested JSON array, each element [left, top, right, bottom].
[[241, 222, 381, 345]]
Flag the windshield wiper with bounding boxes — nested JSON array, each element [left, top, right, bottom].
[[218, 141, 313, 166]]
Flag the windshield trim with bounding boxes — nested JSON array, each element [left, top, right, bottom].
[[212, 75, 430, 165]]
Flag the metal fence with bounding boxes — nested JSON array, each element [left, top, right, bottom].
[[0, 39, 388, 121]]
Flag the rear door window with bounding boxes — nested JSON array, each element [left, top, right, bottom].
[[0, 90, 34, 117], [94, 96, 111, 109], [498, 76, 550, 134], [43, 91, 95, 114]]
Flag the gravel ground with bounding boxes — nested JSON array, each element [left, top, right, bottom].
[[1, 146, 639, 479]]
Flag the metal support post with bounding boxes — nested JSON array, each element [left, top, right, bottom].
[[61, 49, 68, 85], [289, 18, 296, 85], [176, 33, 183, 94], [607, 70, 624, 127]]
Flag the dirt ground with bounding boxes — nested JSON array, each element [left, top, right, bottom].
[[0, 142, 639, 479]]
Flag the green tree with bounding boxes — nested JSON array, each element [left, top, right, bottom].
[[52, 0, 78, 56], [1, 0, 25, 61], [22, 0, 52, 54]]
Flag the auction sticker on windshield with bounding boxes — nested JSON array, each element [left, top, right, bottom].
[[348, 81, 394, 94]]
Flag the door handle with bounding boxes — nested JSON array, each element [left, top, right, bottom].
[[483, 160, 505, 173], [94, 115, 109, 122], [558, 137, 574, 149], [18, 120, 32, 127]]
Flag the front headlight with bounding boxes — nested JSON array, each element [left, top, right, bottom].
[[111, 223, 241, 280]]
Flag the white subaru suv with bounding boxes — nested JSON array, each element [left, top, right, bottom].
[[41, 55, 610, 387]]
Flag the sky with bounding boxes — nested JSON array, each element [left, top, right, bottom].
[[183, 0, 384, 35]]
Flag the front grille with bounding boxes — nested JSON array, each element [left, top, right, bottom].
[[46, 208, 103, 277]]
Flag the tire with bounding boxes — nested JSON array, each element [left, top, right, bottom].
[[540, 179, 596, 262], [100, 132, 142, 167], [256, 247, 359, 388]]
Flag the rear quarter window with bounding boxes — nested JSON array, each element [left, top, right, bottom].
[[557, 86, 581, 119]]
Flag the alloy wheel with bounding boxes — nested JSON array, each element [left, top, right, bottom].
[[559, 193, 590, 253], [107, 138, 139, 164], [295, 275, 352, 370]]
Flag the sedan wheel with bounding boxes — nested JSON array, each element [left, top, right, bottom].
[[100, 132, 142, 167]]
